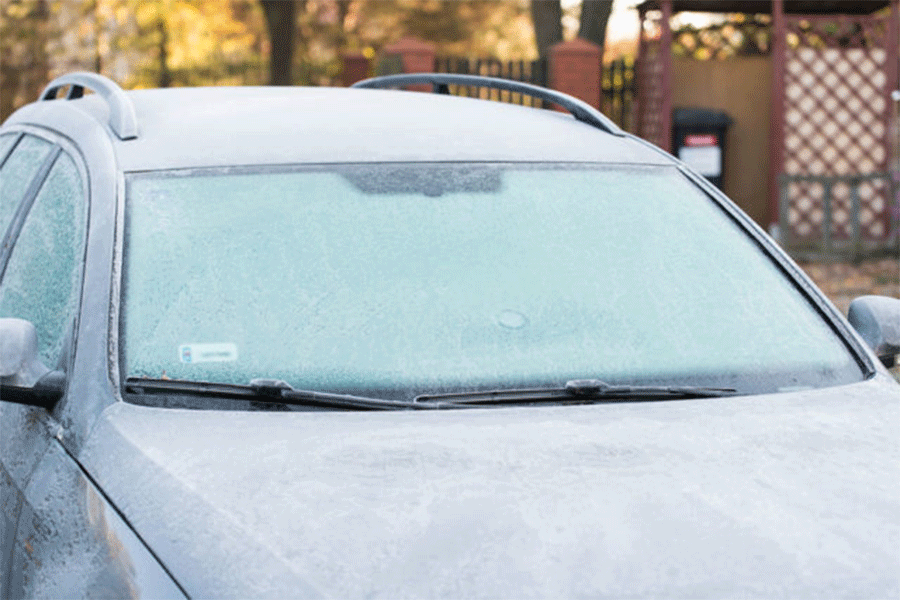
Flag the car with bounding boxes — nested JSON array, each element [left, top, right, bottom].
[[0, 71, 898, 598]]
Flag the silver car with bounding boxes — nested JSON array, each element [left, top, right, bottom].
[[1, 72, 898, 598]]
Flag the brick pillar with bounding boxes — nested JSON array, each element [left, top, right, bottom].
[[381, 37, 436, 91], [341, 52, 371, 86], [549, 38, 602, 110]]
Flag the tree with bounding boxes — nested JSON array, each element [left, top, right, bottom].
[[530, 0, 561, 59], [530, 0, 613, 58], [294, 1, 533, 85], [578, 0, 613, 52], [260, 0, 296, 85], [0, 0, 51, 121]]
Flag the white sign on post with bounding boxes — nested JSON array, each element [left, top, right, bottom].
[[678, 133, 722, 178], [679, 146, 722, 177]]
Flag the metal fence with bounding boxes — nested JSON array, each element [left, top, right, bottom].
[[432, 55, 636, 131], [601, 58, 636, 133], [433, 56, 548, 107]]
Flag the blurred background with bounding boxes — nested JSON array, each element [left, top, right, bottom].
[[0, 0, 644, 116], [1, 0, 897, 316]]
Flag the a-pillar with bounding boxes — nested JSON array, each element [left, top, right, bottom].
[[549, 38, 602, 110]]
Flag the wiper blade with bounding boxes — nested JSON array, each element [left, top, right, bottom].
[[125, 377, 736, 410], [125, 377, 439, 411], [414, 378, 736, 405]]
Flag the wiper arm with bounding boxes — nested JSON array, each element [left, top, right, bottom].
[[414, 378, 736, 405], [125, 377, 439, 411]]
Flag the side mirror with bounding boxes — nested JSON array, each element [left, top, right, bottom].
[[847, 296, 900, 369], [0, 318, 65, 409]]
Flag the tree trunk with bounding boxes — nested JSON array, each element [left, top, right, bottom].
[[530, 0, 562, 59], [0, 58, 20, 123], [578, 0, 613, 55], [336, 0, 351, 48], [261, 0, 296, 86], [157, 18, 171, 88]]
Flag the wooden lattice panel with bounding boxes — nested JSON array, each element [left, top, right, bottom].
[[781, 14, 892, 243]]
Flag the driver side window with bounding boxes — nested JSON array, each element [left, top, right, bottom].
[[0, 151, 86, 369], [0, 134, 54, 242]]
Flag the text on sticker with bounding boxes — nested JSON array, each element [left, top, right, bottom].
[[179, 343, 238, 364]]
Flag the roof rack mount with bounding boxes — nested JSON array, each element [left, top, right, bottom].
[[40, 72, 138, 141], [352, 73, 623, 136]]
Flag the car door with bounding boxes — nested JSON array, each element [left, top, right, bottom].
[[0, 133, 87, 598]]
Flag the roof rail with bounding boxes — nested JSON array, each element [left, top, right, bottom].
[[40, 72, 138, 140], [352, 73, 624, 136]]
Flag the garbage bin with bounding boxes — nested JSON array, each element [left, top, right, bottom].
[[672, 107, 733, 189]]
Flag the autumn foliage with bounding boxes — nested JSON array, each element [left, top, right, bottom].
[[0, 0, 545, 120]]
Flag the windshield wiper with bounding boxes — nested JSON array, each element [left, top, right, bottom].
[[125, 377, 440, 411], [125, 377, 736, 410], [414, 378, 736, 405]]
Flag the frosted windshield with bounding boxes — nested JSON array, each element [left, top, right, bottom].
[[123, 164, 860, 397]]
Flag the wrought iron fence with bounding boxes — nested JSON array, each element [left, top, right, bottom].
[[601, 58, 636, 133], [432, 55, 636, 131], [432, 56, 548, 107]]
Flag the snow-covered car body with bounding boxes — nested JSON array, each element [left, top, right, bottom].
[[0, 73, 897, 598]]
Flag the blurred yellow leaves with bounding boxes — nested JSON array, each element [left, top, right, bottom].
[[122, 0, 264, 87], [1, 0, 539, 118]]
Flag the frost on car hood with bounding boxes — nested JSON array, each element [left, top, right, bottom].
[[80, 378, 899, 599]]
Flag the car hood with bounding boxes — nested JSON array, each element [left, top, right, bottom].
[[80, 377, 900, 598]]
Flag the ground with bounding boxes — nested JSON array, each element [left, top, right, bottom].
[[798, 257, 900, 315]]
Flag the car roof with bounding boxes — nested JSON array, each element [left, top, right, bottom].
[[7, 85, 671, 171]]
